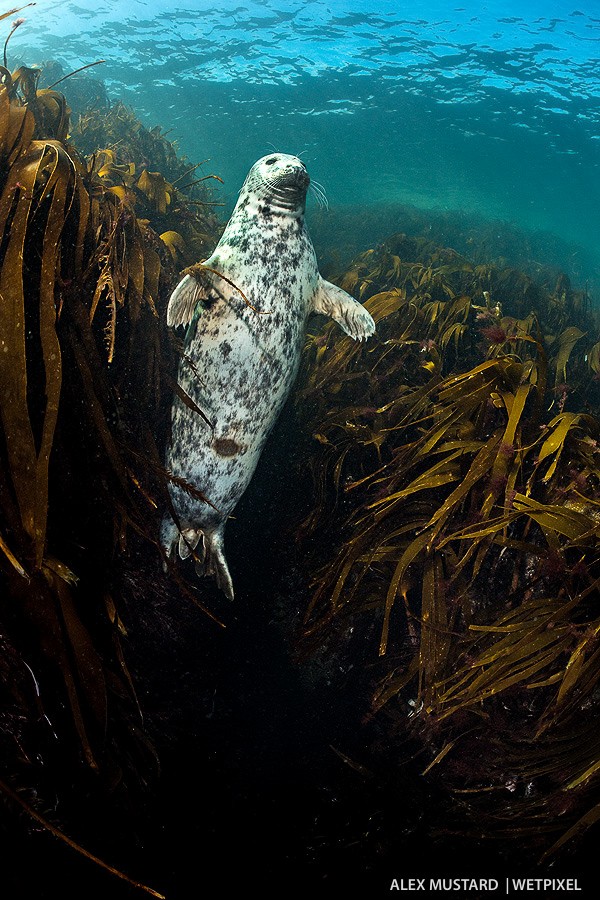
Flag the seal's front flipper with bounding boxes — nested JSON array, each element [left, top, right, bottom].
[[312, 278, 376, 342], [168, 274, 206, 327], [167, 263, 222, 328]]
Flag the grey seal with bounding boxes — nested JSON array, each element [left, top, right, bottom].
[[161, 152, 375, 599]]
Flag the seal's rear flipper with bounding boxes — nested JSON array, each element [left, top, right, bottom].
[[161, 516, 234, 600], [312, 277, 376, 342], [195, 528, 234, 601]]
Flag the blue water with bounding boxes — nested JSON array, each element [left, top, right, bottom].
[[15, 0, 600, 288]]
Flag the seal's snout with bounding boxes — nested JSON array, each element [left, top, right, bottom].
[[277, 161, 310, 196], [291, 165, 310, 189], [258, 153, 310, 191]]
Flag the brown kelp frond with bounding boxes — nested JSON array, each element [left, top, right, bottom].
[[3, 59, 71, 140], [0, 129, 78, 569], [84, 178, 163, 361], [296, 230, 600, 853]]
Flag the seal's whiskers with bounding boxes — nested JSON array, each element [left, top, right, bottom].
[[262, 174, 307, 209], [309, 180, 329, 210]]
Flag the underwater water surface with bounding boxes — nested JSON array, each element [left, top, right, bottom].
[[15, 0, 600, 292]]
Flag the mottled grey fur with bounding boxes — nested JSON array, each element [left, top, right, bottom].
[[161, 153, 375, 599]]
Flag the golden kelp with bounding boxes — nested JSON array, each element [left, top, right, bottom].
[[296, 232, 600, 855], [73, 100, 223, 268]]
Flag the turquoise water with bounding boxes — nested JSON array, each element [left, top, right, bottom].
[[16, 0, 600, 286]]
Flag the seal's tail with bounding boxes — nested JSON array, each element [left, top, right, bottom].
[[161, 515, 234, 601]]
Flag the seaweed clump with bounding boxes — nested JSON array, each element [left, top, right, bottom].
[[0, 12, 221, 895], [296, 230, 600, 860], [72, 100, 223, 270]]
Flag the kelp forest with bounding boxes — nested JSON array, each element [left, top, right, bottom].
[[0, 5, 223, 896], [2, 5, 600, 898], [296, 234, 600, 860]]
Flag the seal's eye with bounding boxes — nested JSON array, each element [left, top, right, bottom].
[[265, 157, 277, 165]]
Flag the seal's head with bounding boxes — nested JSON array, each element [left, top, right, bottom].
[[241, 152, 310, 214]]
